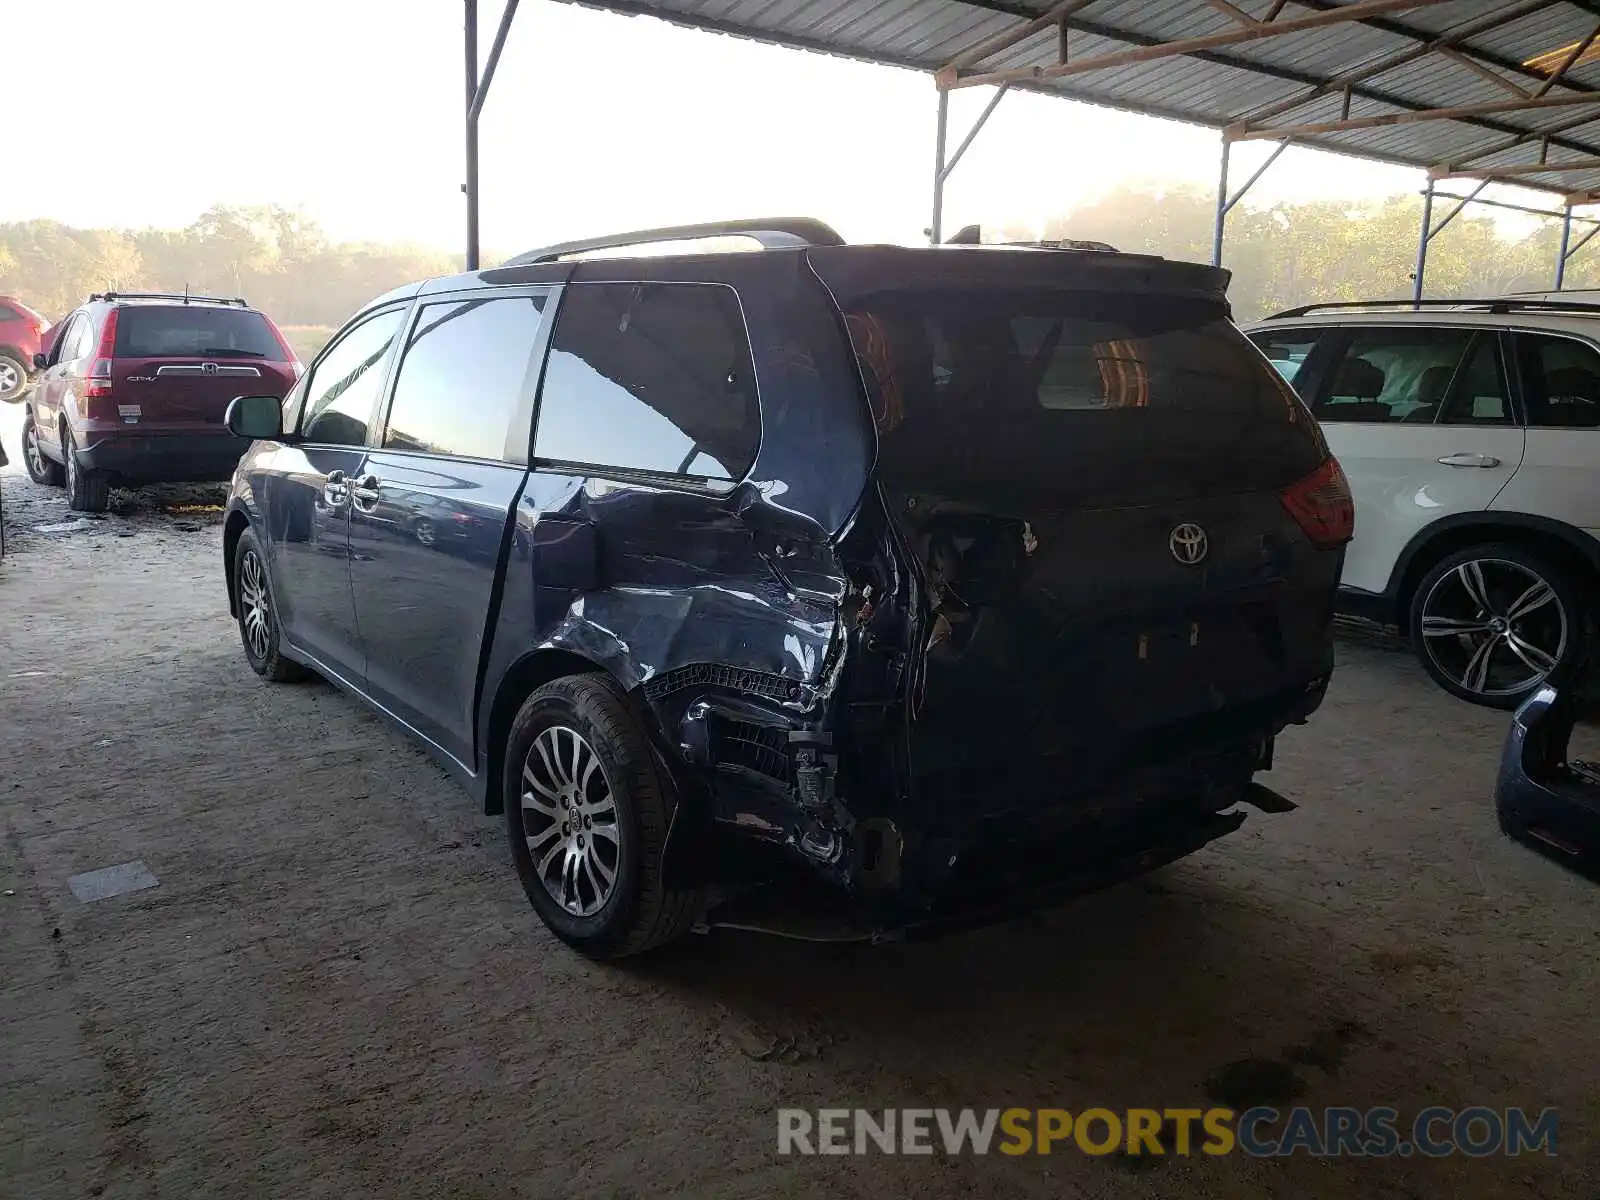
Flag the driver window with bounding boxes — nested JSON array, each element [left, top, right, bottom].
[[1518, 334, 1600, 429], [298, 307, 408, 446]]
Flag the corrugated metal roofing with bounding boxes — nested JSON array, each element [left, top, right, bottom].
[[563, 0, 1600, 203]]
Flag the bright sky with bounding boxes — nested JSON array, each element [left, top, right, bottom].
[[2, 0, 1557, 254]]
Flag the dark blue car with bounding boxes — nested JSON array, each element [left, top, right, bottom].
[[221, 219, 1350, 956]]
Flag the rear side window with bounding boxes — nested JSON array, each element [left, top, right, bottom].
[[1313, 328, 1510, 425], [112, 306, 285, 360], [382, 294, 549, 462], [1517, 334, 1600, 429], [0, 303, 21, 322], [1248, 330, 1318, 388], [533, 282, 760, 486]]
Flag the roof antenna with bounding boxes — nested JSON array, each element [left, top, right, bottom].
[[184, 283, 190, 305]]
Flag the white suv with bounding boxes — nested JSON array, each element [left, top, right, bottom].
[[1247, 299, 1600, 709]]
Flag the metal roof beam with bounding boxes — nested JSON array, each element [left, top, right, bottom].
[[1292, 0, 1578, 95], [1533, 21, 1600, 98], [1433, 156, 1600, 181], [942, 0, 1100, 74], [941, 0, 1455, 90], [1235, 0, 1553, 125], [1232, 88, 1600, 141], [1204, 0, 1262, 28], [1440, 110, 1600, 171]]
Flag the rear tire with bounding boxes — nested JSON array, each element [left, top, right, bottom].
[[234, 527, 308, 682], [505, 674, 702, 958], [21, 411, 63, 486], [1409, 542, 1593, 709], [0, 354, 28, 403], [62, 426, 109, 512]]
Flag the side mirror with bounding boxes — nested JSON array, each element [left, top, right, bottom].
[[225, 395, 284, 440], [32, 353, 47, 371]]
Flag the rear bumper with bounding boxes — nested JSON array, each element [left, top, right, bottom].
[[75, 429, 250, 484], [1496, 685, 1600, 860]]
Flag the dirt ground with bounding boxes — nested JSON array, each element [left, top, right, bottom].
[[3, 418, 1599, 1199]]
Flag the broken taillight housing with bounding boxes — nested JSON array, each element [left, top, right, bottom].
[[1280, 456, 1354, 549]]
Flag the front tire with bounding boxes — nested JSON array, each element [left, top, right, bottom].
[[234, 527, 308, 682], [21, 411, 63, 485], [1409, 543, 1593, 709], [0, 354, 29, 403], [505, 674, 702, 958], [63, 426, 109, 512]]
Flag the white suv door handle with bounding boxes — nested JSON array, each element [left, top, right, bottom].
[[1437, 452, 1501, 468]]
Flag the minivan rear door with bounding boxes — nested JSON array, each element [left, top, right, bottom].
[[113, 304, 296, 426], [349, 290, 553, 768]]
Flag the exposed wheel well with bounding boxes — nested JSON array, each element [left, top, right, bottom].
[[1395, 521, 1600, 634], [482, 649, 606, 815], [223, 511, 250, 617]]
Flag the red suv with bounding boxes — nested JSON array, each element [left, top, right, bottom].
[[20, 292, 300, 511], [0, 295, 50, 402]]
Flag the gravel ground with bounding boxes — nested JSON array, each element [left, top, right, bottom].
[[3, 432, 1599, 1199]]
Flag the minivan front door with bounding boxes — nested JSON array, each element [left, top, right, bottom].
[[1310, 327, 1525, 595], [260, 306, 409, 686]]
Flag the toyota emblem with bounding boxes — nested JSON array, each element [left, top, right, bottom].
[[1169, 523, 1209, 565], [202, 362, 219, 376]]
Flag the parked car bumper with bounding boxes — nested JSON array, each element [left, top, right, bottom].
[[1496, 684, 1600, 861], [75, 429, 252, 485]]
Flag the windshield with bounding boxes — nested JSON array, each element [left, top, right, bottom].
[[113, 306, 284, 359], [841, 291, 1324, 509]]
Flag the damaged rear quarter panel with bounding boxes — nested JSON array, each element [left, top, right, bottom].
[[474, 252, 874, 850]]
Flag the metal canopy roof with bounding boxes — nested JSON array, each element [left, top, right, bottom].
[[561, 0, 1600, 203]]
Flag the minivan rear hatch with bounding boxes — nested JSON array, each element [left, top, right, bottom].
[[112, 304, 295, 423], [812, 246, 1338, 824]]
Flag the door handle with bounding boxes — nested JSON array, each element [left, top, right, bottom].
[[349, 474, 382, 512], [1437, 453, 1501, 468], [323, 469, 350, 507]]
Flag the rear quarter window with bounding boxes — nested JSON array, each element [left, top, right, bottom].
[[533, 282, 760, 487], [113, 306, 285, 360]]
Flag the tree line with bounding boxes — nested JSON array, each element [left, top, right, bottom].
[[2, 192, 1597, 334]]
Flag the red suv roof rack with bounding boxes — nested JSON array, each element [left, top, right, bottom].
[[88, 291, 249, 307]]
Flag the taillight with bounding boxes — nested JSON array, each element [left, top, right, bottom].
[[263, 316, 299, 374], [1279, 457, 1354, 549], [84, 311, 119, 408]]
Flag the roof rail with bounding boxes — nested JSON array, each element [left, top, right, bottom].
[[507, 218, 846, 265], [1266, 297, 1600, 320], [89, 290, 249, 307]]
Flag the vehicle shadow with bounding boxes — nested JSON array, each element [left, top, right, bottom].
[[635, 863, 1366, 1112]]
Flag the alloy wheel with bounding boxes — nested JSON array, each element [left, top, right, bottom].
[[24, 422, 45, 479], [520, 725, 620, 917], [0, 360, 20, 400], [239, 548, 272, 662], [1419, 558, 1567, 700]]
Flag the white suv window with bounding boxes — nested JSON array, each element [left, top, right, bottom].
[[1517, 334, 1600, 430], [1314, 328, 1510, 427]]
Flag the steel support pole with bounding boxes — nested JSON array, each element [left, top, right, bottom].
[[1211, 135, 1231, 266], [1413, 179, 1434, 306], [465, 0, 480, 271], [1557, 205, 1573, 290], [931, 90, 949, 245]]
